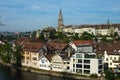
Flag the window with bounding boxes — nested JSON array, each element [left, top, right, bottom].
[[78, 59, 82, 63], [114, 57, 116, 60], [99, 65, 102, 69], [106, 58, 108, 61], [76, 69, 82, 73], [33, 57, 37, 60], [26, 57, 29, 60], [73, 59, 75, 62], [98, 70, 102, 73], [64, 62, 66, 64], [99, 60, 102, 64], [76, 64, 82, 68], [76, 54, 82, 58], [110, 63, 112, 65], [84, 60, 90, 64], [84, 65, 90, 69], [84, 70, 90, 74], [67, 66, 70, 70], [110, 57, 112, 60], [67, 62, 70, 64]]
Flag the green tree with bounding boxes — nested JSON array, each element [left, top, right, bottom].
[[49, 29, 57, 39], [39, 32, 45, 41], [105, 69, 115, 80], [73, 33, 80, 40], [80, 32, 94, 40], [56, 31, 69, 43], [0, 43, 13, 63], [13, 45, 23, 67]]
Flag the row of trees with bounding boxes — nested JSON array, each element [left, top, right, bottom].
[[0, 43, 23, 67], [35, 29, 120, 43]]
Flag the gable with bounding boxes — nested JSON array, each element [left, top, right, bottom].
[[39, 55, 50, 63], [52, 54, 62, 60]]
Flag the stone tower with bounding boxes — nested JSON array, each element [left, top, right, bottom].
[[58, 8, 64, 31]]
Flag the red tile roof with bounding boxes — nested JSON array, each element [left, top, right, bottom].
[[23, 42, 44, 52], [14, 37, 42, 46], [45, 54, 55, 61], [46, 43, 67, 50], [96, 41, 120, 54], [73, 40, 93, 45]]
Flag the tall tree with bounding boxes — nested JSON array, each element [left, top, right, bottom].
[[13, 45, 23, 67], [0, 43, 13, 63]]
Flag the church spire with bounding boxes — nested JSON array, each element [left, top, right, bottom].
[[58, 7, 64, 31], [107, 19, 110, 25]]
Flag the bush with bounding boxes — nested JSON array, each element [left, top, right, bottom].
[[90, 74, 98, 78]]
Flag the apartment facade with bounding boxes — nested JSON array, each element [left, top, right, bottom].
[[71, 52, 103, 76]]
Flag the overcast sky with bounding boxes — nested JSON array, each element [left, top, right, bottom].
[[0, 0, 120, 32]]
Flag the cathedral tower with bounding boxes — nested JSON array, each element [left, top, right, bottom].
[[58, 8, 64, 31]]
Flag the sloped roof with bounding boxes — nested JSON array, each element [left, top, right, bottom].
[[45, 54, 55, 61], [23, 42, 44, 52], [14, 37, 42, 46], [46, 43, 67, 50], [73, 40, 93, 45], [96, 41, 120, 54]]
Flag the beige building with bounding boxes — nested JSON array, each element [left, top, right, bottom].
[[22, 42, 44, 68]]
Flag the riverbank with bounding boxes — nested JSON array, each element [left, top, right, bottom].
[[0, 61, 105, 80]]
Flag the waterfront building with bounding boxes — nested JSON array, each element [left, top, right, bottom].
[[22, 42, 44, 68], [38, 54, 55, 70], [71, 52, 103, 76], [51, 54, 64, 72]]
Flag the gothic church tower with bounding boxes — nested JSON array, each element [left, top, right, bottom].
[[58, 8, 64, 31]]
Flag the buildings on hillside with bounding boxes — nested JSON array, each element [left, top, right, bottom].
[[63, 24, 120, 36], [11, 8, 120, 77], [13, 36, 120, 76], [57, 8, 120, 36], [13, 38, 105, 76]]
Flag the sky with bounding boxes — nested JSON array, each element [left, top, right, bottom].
[[0, 0, 120, 32]]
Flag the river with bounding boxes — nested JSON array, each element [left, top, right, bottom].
[[0, 64, 77, 80]]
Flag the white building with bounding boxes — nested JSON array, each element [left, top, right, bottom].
[[51, 54, 64, 72], [95, 28, 110, 35], [71, 52, 103, 76], [103, 51, 120, 68], [73, 27, 95, 35], [63, 58, 71, 73], [63, 24, 120, 36], [69, 40, 93, 52], [63, 26, 73, 33], [38, 54, 54, 70]]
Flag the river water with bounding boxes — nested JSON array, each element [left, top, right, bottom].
[[0, 64, 77, 80]]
